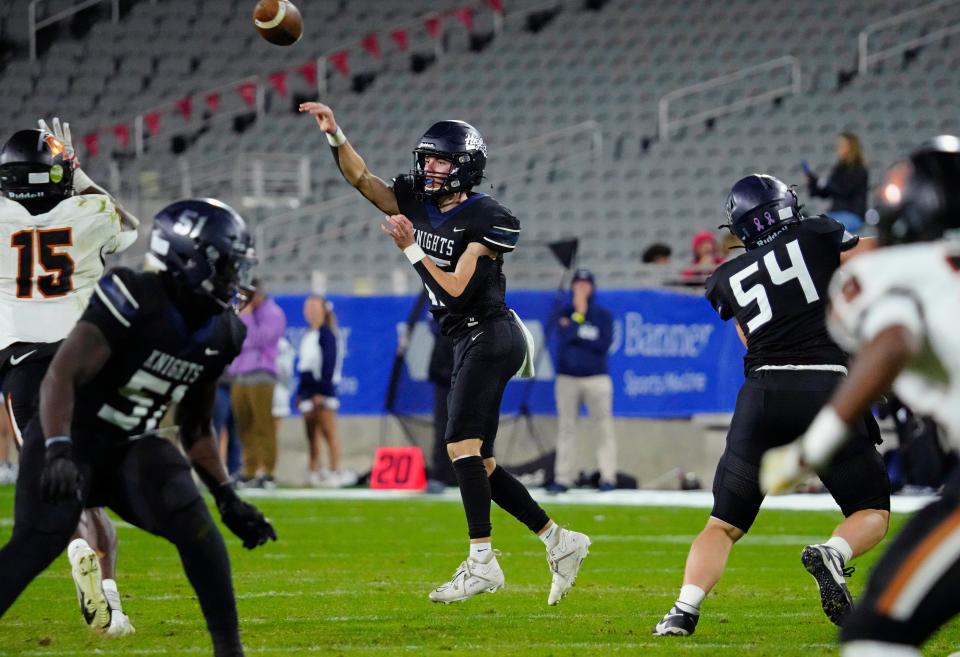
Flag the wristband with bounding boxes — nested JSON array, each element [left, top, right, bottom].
[[45, 436, 72, 448], [326, 126, 347, 147], [404, 243, 426, 265], [800, 406, 848, 467]]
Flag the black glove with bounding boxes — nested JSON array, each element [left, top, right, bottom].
[[213, 484, 277, 549], [40, 439, 81, 504]]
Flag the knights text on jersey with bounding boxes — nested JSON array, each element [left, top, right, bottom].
[[394, 175, 520, 337], [73, 268, 245, 443], [705, 215, 848, 374], [827, 241, 960, 445], [0, 195, 126, 349]]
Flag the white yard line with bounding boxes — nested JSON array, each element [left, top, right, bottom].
[[236, 486, 934, 514]]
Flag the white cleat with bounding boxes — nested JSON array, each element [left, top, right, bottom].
[[429, 552, 505, 603], [547, 528, 591, 605], [105, 610, 135, 637], [103, 587, 135, 637], [68, 539, 111, 633]]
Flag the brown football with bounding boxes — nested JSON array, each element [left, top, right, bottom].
[[253, 0, 303, 46]]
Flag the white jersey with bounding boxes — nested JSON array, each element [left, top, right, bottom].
[[0, 194, 128, 349], [827, 241, 960, 446]]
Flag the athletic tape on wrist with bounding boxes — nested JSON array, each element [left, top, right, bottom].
[[404, 243, 426, 265], [801, 406, 848, 467], [45, 436, 71, 448], [326, 127, 347, 147]]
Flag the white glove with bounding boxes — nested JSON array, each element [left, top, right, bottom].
[[759, 442, 810, 496], [39, 117, 97, 193], [38, 117, 77, 167]]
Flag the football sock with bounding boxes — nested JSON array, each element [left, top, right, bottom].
[[453, 456, 492, 539], [538, 522, 561, 548], [677, 584, 705, 615], [470, 542, 493, 562], [489, 465, 551, 535], [826, 536, 853, 564], [102, 578, 124, 613]]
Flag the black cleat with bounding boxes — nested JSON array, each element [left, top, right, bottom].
[[802, 544, 855, 626], [652, 605, 699, 636]]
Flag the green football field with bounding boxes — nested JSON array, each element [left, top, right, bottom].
[[1, 488, 957, 657]]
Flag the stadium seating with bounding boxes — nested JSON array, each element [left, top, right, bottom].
[[2, 0, 958, 292]]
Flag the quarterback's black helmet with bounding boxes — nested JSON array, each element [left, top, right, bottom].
[[411, 120, 487, 198], [871, 135, 960, 245], [148, 199, 256, 311], [724, 174, 802, 250], [0, 129, 74, 210]]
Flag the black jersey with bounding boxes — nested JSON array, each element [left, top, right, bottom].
[[73, 268, 245, 443], [394, 175, 520, 337], [706, 215, 852, 374]]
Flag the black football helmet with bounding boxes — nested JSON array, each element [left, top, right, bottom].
[[411, 120, 487, 198], [148, 199, 257, 313], [870, 135, 960, 245], [723, 174, 802, 250], [0, 129, 74, 213]]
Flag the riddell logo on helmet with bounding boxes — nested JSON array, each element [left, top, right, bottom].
[[7, 191, 45, 200]]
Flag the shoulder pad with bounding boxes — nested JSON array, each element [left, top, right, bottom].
[[94, 268, 143, 328], [801, 214, 845, 234], [480, 206, 521, 253]]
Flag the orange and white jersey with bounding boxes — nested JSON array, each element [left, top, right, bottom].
[[827, 240, 960, 445], [0, 194, 130, 350]]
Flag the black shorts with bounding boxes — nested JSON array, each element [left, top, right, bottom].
[[444, 316, 527, 459], [841, 467, 960, 647], [0, 342, 60, 449], [711, 369, 890, 532], [15, 419, 202, 538]]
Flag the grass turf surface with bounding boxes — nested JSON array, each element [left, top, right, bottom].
[[1, 488, 957, 656]]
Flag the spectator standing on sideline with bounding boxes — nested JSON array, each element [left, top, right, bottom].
[[272, 335, 295, 443], [230, 279, 287, 488], [805, 131, 869, 233], [549, 269, 617, 492], [297, 296, 348, 487]]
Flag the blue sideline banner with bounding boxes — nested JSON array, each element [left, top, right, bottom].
[[273, 289, 745, 418]]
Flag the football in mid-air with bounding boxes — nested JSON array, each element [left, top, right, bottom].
[[253, 0, 303, 46]]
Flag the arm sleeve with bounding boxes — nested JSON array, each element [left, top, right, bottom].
[[80, 268, 142, 344], [393, 175, 419, 216], [317, 328, 338, 396], [412, 254, 496, 313], [705, 272, 734, 321], [859, 292, 924, 350], [478, 209, 521, 254]]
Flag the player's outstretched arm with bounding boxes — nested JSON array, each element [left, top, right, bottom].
[[298, 101, 399, 215], [37, 321, 113, 502], [761, 325, 917, 494], [38, 117, 140, 229], [177, 381, 277, 550], [383, 214, 494, 303]]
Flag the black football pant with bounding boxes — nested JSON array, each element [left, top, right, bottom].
[[0, 422, 242, 657]]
